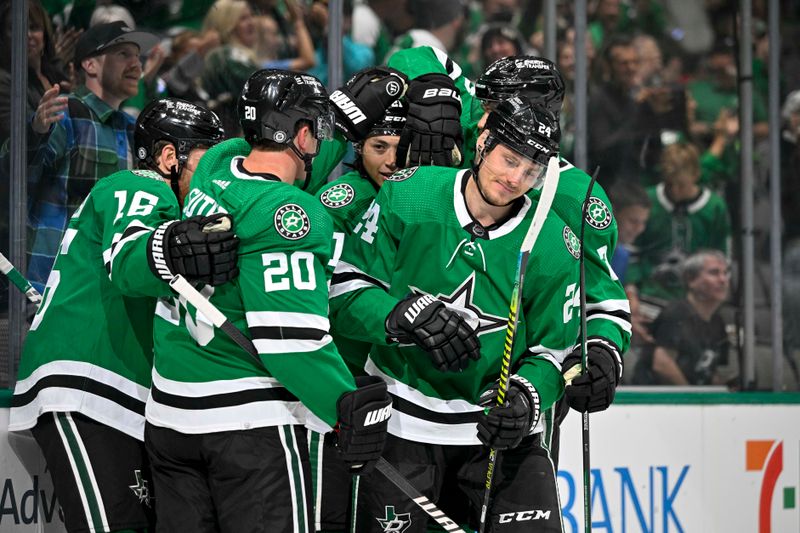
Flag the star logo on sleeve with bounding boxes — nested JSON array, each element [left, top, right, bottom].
[[275, 203, 311, 240], [411, 272, 506, 336], [320, 183, 355, 208], [585, 197, 612, 230]]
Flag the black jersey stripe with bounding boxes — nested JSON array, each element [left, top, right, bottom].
[[150, 385, 298, 410], [12, 375, 145, 415], [389, 394, 481, 425], [249, 326, 327, 341], [587, 308, 631, 322], [331, 271, 387, 290]]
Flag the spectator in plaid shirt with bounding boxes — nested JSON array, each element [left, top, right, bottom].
[[3, 21, 157, 292]]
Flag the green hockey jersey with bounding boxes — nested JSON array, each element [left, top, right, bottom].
[[628, 183, 731, 301], [315, 170, 380, 372], [10, 169, 177, 440], [329, 166, 580, 445], [146, 139, 357, 435], [386, 46, 484, 169], [532, 159, 632, 358]]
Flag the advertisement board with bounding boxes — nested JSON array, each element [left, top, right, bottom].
[[1, 393, 799, 532]]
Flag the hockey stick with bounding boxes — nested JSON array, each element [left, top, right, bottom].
[[167, 274, 466, 533], [577, 167, 601, 533], [0, 252, 42, 305], [478, 156, 561, 533]]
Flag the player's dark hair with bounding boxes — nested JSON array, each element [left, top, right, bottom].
[[608, 182, 651, 212]]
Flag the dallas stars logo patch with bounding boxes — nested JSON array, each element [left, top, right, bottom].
[[386, 167, 418, 182], [563, 226, 581, 259], [320, 183, 355, 208], [129, 469, 151, 507], [275, 204, 311, 240], [411, 273, 506, 336], [585, 197, 612, 230], [377, 505, 412, 533]]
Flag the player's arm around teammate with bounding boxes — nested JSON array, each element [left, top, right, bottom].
[[9, 98, 237, 533], [144, 70, 392, 533]]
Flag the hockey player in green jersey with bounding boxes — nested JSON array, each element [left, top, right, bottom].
[[313, 100, 408, 532], [144, 70, 393, 533], [330, 98, 577, 532], [305, 65, 409, 195], [9, 98, 236, 533], [475, 56, 630, 427]]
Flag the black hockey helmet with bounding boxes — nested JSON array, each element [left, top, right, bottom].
[[484, 97, 559, 167], [475, 55, 565, 116], [365, 98, 408, 139], [135, 97, 225, 175], [238, 69, 335, 147]]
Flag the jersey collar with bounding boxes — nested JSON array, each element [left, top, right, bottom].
[[453, 169, 532, 240], [230, 156, 282, 182], [655, 183, 711, 214]]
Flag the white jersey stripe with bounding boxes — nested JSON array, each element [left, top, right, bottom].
[[245, 311, 329, 331], [252, 335, 332, 354], [586, 299, 631, 313], [329, 278, 380, 298], [151, 367, 282, 398]]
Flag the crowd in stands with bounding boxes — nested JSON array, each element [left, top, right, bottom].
[[2, 0, 800, 389]]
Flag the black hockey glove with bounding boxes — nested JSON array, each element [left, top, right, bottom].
[[330, 66, 408, 142], [335, 375, 392, 475], [385, 294, 481, 372], [477, 375, 541, 451], [562, 341, 623, 413], [147, 213, 240, 286], [397, 73, 463, 168]]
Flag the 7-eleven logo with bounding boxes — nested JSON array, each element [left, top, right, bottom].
[[746, 440, 797, 532]]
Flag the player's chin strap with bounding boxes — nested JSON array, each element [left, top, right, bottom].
[[167, 274, 467, 533], [168, 164, 183, 205], [289, 141, 315, 190]]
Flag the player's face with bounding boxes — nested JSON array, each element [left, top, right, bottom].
[[478, 143, 544, 204], [96, 43, 143, 101], [361, 135, 399, 186]]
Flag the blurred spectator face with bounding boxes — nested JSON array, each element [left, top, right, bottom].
[[609, 44, 639, 91], [362, 135, 400, 186], [256, 15, 283, 57], [660, 142, 701, 195], [634, 35, 663, 85], [87, 43, 143, 101], [483, 34, 520, 66], [27, 18, 45, 63], [707, 51, 736, 90], [557, 40, 576, 82], [483, 0, 520, 22], [234, 4, 258, 48], [616, 205, 650, 245], [687, 255, 730, 305], [597, 0, 621, 27]]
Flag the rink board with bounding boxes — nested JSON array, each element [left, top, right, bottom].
[[1, 390, 799, 532]]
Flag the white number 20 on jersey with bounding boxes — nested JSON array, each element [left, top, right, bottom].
[[262, 251, 316, 292]]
